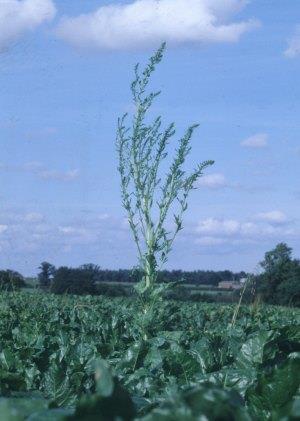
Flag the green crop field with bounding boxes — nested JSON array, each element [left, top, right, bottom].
[[0, 291, 299, 420]]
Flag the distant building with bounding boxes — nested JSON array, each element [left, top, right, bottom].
[[218, 281, 242, 290]]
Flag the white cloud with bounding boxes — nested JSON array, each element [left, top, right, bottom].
[[58, 226, 88, 236], [23, 162, 79, 182], [0, 0, 56, 52], [39, 169, 79, 182], [23, 161, 44, 171], [0, 161, 79, 182], [285, 26, 300, 58], [55, 0, 259, 51], [197, 173, 228, 189], [98, 213, 110, 220], [194, 213, 297, 249], [34, 223, 51, 233], [0, 225, 8, 234], [0, 208, 138, 274], [241, 133, 268, 148], [255, 210, 287, 224], [23, 212, 44, 223], [195, 236, 226, 246], [196, 217, 240, 235]]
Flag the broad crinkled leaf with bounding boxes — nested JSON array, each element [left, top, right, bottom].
[[236, 330, 277, 369], [43, 365, 77, 407], [246, 352, 300, 416]]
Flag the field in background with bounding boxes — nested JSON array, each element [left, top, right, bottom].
[[24, 277, 235, 302]]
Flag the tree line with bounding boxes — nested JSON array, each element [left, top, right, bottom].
[[38, 265, 247, 288], [0, 242, 299, 306], [34, 263, 247, 298]]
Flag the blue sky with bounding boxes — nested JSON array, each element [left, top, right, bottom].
[[0, 0, 299, 276]]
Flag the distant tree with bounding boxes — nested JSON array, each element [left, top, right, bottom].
[[79, 264, 102, 283], [276, 259, 300, 306], [258, 243, 300, 306], [261, 243, 292, 272], [38, 262, 56, 289], [51, 266, 97, 295], [0, 270, 26, 291]]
